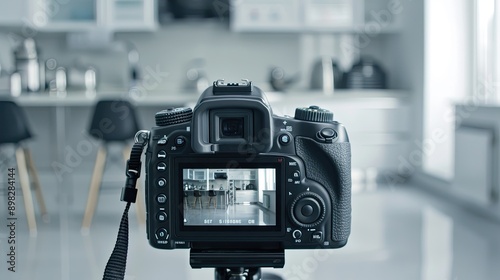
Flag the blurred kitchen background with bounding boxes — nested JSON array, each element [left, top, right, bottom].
[[1, 0, 500, 279]]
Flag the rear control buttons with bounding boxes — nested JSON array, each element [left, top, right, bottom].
[[156, 212, 167, 222], [157, 194, 167, 204], [175, 136, 186, 147], [157, 178, 167, 188], [290, 192, 326, 228], [157, 150, 167, 158], [292, 229, 302, 239], [157, 136, 168, 145], [157, 162, 167, 171], [311, 231, 323, 242], [155, 228, 169, 240]]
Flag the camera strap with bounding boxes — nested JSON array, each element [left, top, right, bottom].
[[103, 131, 149, 280]]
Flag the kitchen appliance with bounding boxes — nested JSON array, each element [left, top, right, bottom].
[[345, 57, 387, 89], [213, 172, 227, 179], [67, 65, 97, 91], [310, 56, 344, 93], [268, 67, 299, 92], [14, 38, 42, 92], [167, 0, 229, 19]]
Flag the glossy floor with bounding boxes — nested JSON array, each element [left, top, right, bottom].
[[1, 171, 500, 280]]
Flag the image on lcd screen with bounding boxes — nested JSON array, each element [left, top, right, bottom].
[[182, 168, 276, 226]]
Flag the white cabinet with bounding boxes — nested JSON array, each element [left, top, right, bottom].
[[0, 0, 157, 31], [184, 169, 207, 181], [0, 1, 31, 26], [454, 126, 494, 205], [104, 0, 157, 31], [231, 0, 365, 32], [228, 169, 256, 180]]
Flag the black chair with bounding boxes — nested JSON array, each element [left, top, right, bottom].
[[82, 100, 145, 231], [208, 190, 217, 209], [194, 190, 203, 209], [0, 100, 47, 235], [184, 191, 190, 209]]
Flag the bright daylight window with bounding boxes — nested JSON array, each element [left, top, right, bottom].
[[422, 0, 498, 180]]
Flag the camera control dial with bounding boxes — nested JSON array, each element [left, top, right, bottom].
[[294, 105, 333, 123], [155, 107, 193, 126], [290, 192, 326, 228]]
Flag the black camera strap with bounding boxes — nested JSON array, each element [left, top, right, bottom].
[[103, 132, 149, 280]]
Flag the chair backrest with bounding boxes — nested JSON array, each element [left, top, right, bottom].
[[0, 100, 32, 144], [209, 190, 216, 196], [88, 100, 140, 142], [194, 190, 202, 197]]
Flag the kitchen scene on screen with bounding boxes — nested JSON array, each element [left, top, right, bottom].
[[182, 168, 277, 226]]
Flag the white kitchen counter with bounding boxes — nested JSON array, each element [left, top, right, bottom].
[[4, 88, 409, 108]]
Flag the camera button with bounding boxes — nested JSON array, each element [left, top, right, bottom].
[[318, 128, 337, 143], [157, 137, 168, 145], [175, 136, 186, 147], [292, 230, 302, 239], [292, 170, 300, 178], [157, 178, 167, 188], [155, 228, 169, 241], [156, 212, 168, 222], [157, 162, 167, 172], [157, 150, 167, 158], [311, 231, 323, 242], [157, 194, 167, 204], [301, 205, 314, 216], [279, 134, 291, 145]]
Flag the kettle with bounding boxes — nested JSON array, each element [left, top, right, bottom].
[[310, 56, 344, 94], [268, 67, 299, 92]]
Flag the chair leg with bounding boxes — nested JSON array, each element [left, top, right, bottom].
[[24, 148, 49, 222], [81, 145, 107, 232], [123, 146, 145, 225], [15, 148, 37, 236]]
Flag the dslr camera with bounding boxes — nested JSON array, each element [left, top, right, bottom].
[[144, 80, 351, 262]]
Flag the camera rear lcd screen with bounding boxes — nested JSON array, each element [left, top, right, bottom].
[[182, 168, 276, 226]]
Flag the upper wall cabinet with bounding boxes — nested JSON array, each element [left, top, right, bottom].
[[0, 1, 32, 26], [231, 0, 364, 32], [230, 0, 401, 33], [0, 0, 157, 32]]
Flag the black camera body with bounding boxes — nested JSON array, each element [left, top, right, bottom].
[[145, 80, 351, 252]]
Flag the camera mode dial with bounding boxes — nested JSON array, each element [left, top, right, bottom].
[[155, 107, 193, 127], [294, 105, 333, 123]]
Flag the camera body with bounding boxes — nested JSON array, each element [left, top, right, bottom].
[[145, 80, 351, 251]]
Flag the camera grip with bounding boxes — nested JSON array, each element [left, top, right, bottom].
[[295, 137, 351, 242]]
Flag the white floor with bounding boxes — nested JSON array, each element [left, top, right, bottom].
[[1, 169, 500, 280]]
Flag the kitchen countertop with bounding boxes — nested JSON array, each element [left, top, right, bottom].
[[2, 88, 410, 107]]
